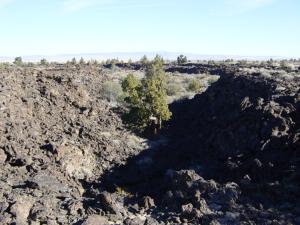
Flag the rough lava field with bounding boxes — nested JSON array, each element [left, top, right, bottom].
[[0, 62, 300, 225]]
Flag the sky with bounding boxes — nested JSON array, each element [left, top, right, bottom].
[[0, 0, 299, 58]]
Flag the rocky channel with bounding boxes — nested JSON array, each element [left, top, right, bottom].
[[0, 64, 299, 224]]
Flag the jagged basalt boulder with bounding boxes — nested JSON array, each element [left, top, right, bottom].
[[168, 72, 300, 187]]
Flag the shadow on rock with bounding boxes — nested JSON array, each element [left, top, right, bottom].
[[82, 71, 300, 224]]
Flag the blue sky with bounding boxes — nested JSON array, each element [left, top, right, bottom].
[[0, 0, 299, 58]]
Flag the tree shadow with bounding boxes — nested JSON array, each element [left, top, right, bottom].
[[81, 72, 300, 216]]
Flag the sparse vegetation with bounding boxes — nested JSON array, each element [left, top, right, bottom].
[[188, 79, 202, 92], [207, 76, 219, 85], [237, 60, 248, 66], [0, 62, 10, 69], [26, 62, 35, 67], [1, 57, 299, 224], [167, 82, 182, 96], [105, 58, 120, 70], [207, 60, 216, 65], [101, 81, 123, 102], [88, 59, 99, 66]]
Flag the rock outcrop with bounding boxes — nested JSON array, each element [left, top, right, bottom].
[[101, 70, 300, 224], [0, 66, 146, 224]]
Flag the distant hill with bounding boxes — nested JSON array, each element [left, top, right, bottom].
[[0, 52, 287, 62]]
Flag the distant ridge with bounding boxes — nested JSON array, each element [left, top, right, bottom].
[[0, 52, 289, 62]]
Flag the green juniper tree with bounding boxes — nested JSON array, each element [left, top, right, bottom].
[[177, 55, 187, 64], [140, 55, 149, 67], [122, 73, 146, 127], [71, 57, 77, 65], [79, 57, 85, 65], [142, 55, 171, 128], [40, 58, 49, 66], [122, 55, 171, 134], [14, 57, 23, 66]]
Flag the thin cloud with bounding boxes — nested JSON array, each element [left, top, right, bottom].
[[211, 0, 278, 16], [226, 0, 276, 10], [62, 0, 115, 13], [62, 0, 161, 13], [0, 0, 14, 8]]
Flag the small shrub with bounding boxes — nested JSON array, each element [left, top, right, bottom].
[[208, 60, 215, 65], [105, 59, 119, 70], [101, 81, 123, 102], [225, 59, 234, 63], [167, 82, 181, 96], [188, 79, 201, 92], [109, 62, 116, 71], [260, 71, 272, 79], [26, 62, 35, 67]]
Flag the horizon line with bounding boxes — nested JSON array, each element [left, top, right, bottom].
[[0, 51, 299, 62]]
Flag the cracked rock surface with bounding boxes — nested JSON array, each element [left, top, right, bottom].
[[0, 65, 147, 224]]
